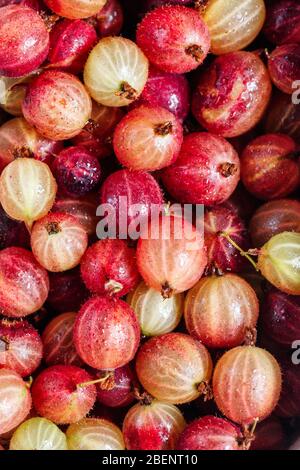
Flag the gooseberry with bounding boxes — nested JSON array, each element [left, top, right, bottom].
[[31, 213, 88, 272], [136, 333, 213, 404], [192, 52, 272, 138], [0, 158, 57, 229], [184, 274, 259, 349], [264, 90, 300, 142], [241, 134, 300, 200], [9, 417, 68, 450], [250, 199, 300, 247], [80, 239, 140, 297], [0, 319, 43, 377], [44, 0, 107, 19], [96, 365, 136, 408], [0, 368, 32, 434], [268, 44, 300, 94], [66, 418, 125, 450], [0, 5, 49, 77], [136, 6, 210, 74], [213, 346, 282, 425], [257, 232, 300, 295], [52, 194, 98, 237], [97, 0, 124, 38], [161, 133, 240, 205], [31, 365, 97, 425], [42, 312, 82, 367], [123, 400, 186, 450], [0, 247, 49, 318], [73, 296, 140, 370], [264, 0, 300, 45], [84, 37, 149, 107], [22, 70, 92, 141]]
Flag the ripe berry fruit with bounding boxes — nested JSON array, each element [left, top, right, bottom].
[[9, 417, 68, 450]]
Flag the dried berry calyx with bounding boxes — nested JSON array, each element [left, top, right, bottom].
[[154, 121, 173, 136], [116, 82, 138, 101], [46, 222, 61, 236], [219, 162, 238, 177], [161, 281, 173, 299], [185, 44, 204, 62], [12, 146, 34, 160], [197, 381, 213, 401]]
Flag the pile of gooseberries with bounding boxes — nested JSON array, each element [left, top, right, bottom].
[[0, 0, 299, 453]]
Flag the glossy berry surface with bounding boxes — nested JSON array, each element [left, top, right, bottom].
[[161, 133, 240, 205], [44, 0, 107, 19], [204, 206, 249, 273], [264, 0, 300, 45], [97, 0, 124, 38], [192, 52, 272, 138], [123, 401, 186, 450], [136, 6, 210, 74], [213, 346, 282, 425], [96, 365, 136, 408], [22, 70, 92, 141], [66, 418, 125, 450], [48, 19, 97, 75], [73, 296, 140, 370], [42, 312, 82, 367], [177, 416, 241, 451], [81, 239, 140, 297], [0, 247, 49, 318], [136, 333, 212, 404], [250, 199, 300, 247], [0, 5, 49, 77], [241, 134, 300, 200], [113, 105, 183, 171], [31, 365, 97, 425], [53, 146, 102, 197], [9, 417, 68, 450], [99, 169, 163, 234], [0, 319, 43, 377], [131, 66, 190, 121], [268, 44, 300, 94]]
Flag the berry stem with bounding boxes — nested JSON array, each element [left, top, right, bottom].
[[220, 232, 259, 272], [77, 372, 115, 390], [26, 376, 33, 389], [134, 387, 153, 406], [240, 418, 259, 450]]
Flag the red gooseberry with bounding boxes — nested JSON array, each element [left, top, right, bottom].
[[95, 365, 136, 408]]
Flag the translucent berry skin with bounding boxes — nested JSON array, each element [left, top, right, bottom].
[[127, 281, 183, 337], [0, 5, 49, 77], [137, 215, 207, 297], [9, 417, 68, 450], [0, 205, 24, 250], [264, 0, 300, 45], [73, 296, 141, 370], [113, 105, 183, 171], [81, 239, 140, 297], [97, 0, 124, 38], [66, 418, 125, 450], [268, 44, 300, 94], [136, 333, 213, 404], [276, 361, 300, 418], [0, 368, 32, 434], [161, 133, 240, 205], [264, 90, 300, 142], [73, 101, 124, 160], [31, 212, 88, 273], [0, 158, 57, 228], [204, 206, 249, 273], [84, 37, 149, 107], [96, 365, 136, 408], [52, 194, 98, 237], [192, 52, 272, 138], [48, 19, 97, 75], [250, 199, 300, 248], [203, 0, 266, 55], [0, 247, 49, 318], [99, 169, 163, 233], [136, 6, 210, 74], [177, 416, 241, 451], [31, 365, 97, 425], [0, 319, 43, 377], [22, 70, 92, 141], [47, 268, 89, 313], [123, 401, 186, 450], [184, 274, 259, 349], [131, 66, 190, 121], [45, 0, 107, 19], [42, 312, 82, 367], [241, 134, 300, 200], [213, 346, 282, 425], [262, 288, 300, 347], [0, 117, 63, 172], [53, 146, 102, 197], [258, 232, 300, 295]]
